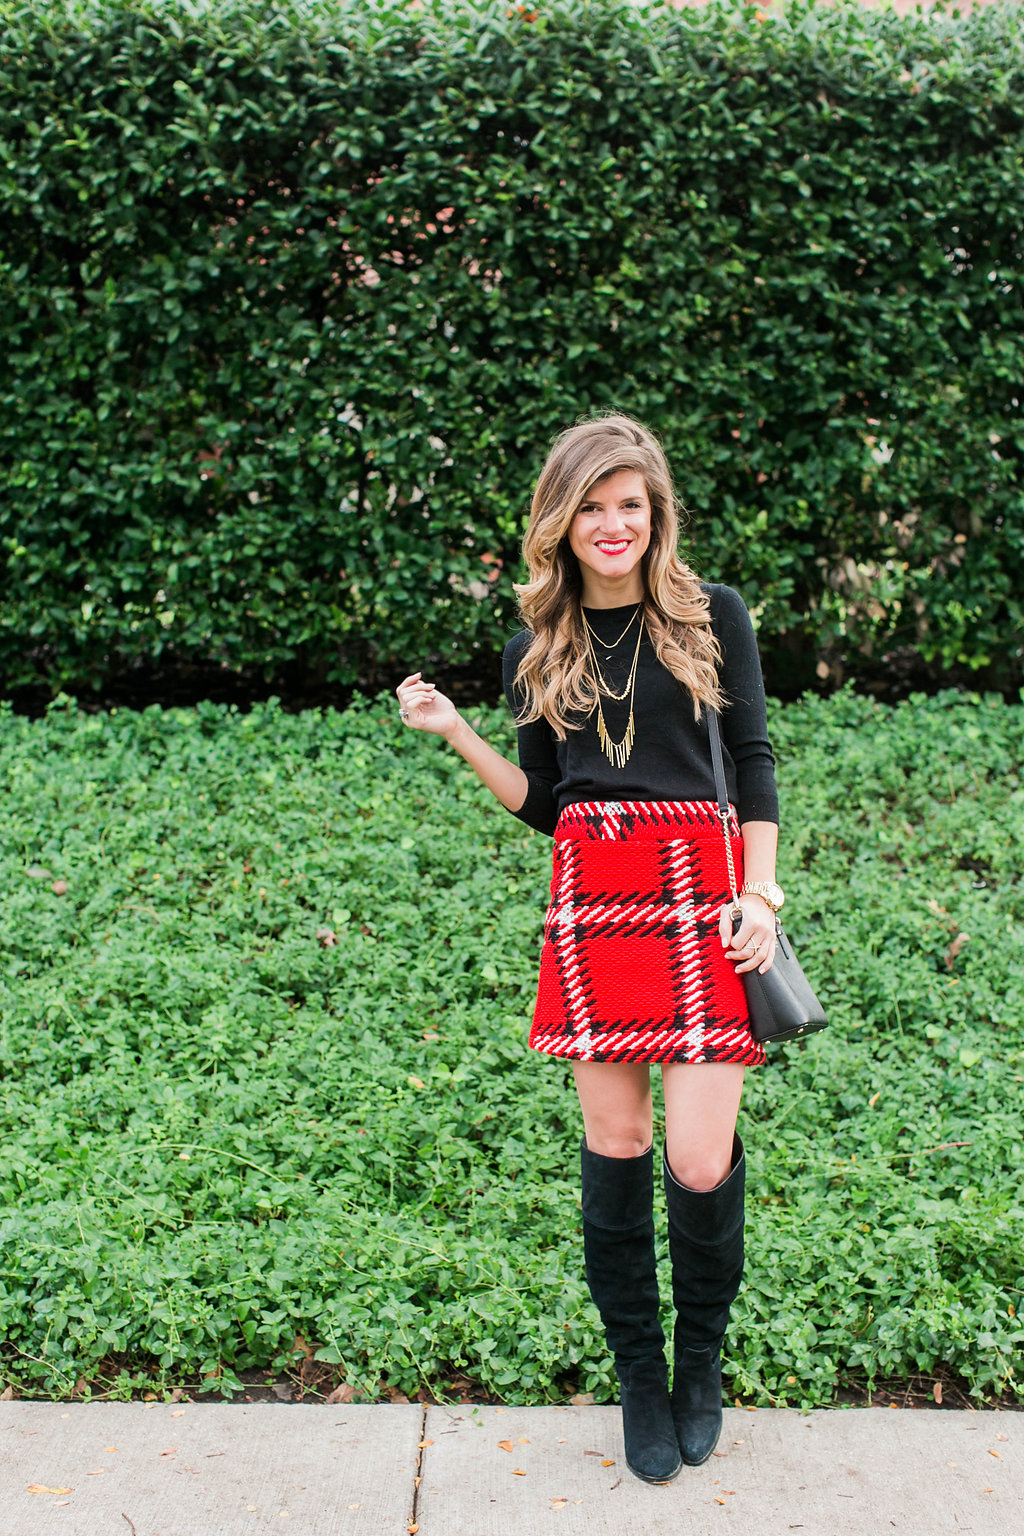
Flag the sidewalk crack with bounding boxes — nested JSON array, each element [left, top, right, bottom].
[[408, 1402, 428, 1533]]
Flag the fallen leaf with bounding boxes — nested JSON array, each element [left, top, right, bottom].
[[348, 1504, 361, 1511], [932, 1382, 943, 1404], [105, 1447, 117, 1453], [27, 866, 52, 878], [326, 1383, 355, 1404], [407, 1076, 424, 1090], [159, 1449, 177, 1457], [498, 1440, 514, 1452], [52, 879, 68, 895], [556, 1437, 567, 1443], [170, 1410, 185, 1418], [511, 1467, 526, 1475], [570, 1392, 595, 1406], [86, 1469, 106, 1476], [996, 1433, 1009, 1442], [868, 1092, 881, 1107], [945, 931, 969, 966], [715, 1497, 727, 1505], [418, 1440, 433, 1449], [733, 1439, 745, 1446], [518, 1437, 530, 1444], [408, 1525, 419, 1534], [713, 1450, 728, 1457], [0, 1386, 13, 1401], [601, 1459, 615, 1467], [551, 1499, 568, 1509], [988, 1450, 1001, 1459]]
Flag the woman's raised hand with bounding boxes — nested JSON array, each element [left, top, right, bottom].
[[396, 672, 460, 739]]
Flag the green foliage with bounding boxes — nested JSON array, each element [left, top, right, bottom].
[[1, 0, 1023, 694], [1, 687, 1022, 1405]]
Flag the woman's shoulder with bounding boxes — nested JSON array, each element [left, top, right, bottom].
[[502, 629, 533, 665], [699, 581, 752, 629]]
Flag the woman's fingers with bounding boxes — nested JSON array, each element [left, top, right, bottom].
[[396, 673, 436, 717], [726, 918, 776, 974]]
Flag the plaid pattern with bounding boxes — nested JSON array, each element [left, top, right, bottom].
[[529, 800, 765, 1066]]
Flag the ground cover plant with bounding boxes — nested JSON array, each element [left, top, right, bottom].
[[1, 688, 1022, 1406]]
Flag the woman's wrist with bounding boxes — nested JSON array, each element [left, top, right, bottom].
[[444, 713, 470, 750]]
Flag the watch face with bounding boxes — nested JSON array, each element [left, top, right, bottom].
[[768, 882, 785, 910]]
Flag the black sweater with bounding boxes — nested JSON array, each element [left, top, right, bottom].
[[501, 583, 779, 837]]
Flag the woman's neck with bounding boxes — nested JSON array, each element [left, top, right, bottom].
[[578, 575, 645, 609]]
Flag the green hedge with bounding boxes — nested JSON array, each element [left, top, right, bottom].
[[2, 0, 1023, 697]]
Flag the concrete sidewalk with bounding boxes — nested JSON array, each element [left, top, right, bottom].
[[2, 1401, 1020, 1536]]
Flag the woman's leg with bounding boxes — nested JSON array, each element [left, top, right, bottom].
[[572, 1059, 653, 1158], [662, 1062, 745, 1189], [571, 1061, 680, 1484], [660, 1063, 747, 1465]]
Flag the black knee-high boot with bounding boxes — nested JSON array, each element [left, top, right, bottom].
[[663, 1134, 745, 1466], [580, 1139, 681, 1484]]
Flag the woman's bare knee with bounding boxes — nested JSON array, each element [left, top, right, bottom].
[[585, 1126, 652, 1159], [572, 1061, 652, 1159], [665, 1150, 731, 1191]]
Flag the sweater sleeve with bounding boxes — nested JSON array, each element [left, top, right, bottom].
[[501, 632, 561, 837], [710, 585, 780, 826]]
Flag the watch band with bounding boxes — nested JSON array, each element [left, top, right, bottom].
[[741, 881, 783, 912]]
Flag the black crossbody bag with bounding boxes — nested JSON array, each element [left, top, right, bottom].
[[707, 710, 828, 1045]]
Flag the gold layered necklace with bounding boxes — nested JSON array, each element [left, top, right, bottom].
[[582, 604, 644, 768]]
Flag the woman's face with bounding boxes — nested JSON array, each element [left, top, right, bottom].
[[568, 468, 652, 604]]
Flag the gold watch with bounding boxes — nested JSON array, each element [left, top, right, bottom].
[[741, 881, 785, 913]]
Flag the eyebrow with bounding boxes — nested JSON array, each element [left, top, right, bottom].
[[578, 496, 644, 507]]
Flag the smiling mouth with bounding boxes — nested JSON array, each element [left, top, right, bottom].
[[595, 540, 631, 554]]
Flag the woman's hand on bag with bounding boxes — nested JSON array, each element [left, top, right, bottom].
[[720, 893, 777, 975], [396, 672, 460, 739]]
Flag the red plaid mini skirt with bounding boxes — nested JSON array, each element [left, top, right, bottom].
[[529, 800, 765, 1066]]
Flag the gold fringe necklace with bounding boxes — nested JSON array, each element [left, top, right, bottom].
[[582, 605, 645, 769]]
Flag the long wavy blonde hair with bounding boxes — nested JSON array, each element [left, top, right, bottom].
[[512, 414, 723, 737]]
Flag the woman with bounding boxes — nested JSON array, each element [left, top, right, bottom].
[[395, 414, 781, 1484]]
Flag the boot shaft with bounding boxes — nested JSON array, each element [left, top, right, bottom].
[[663, 1134, 746, 1351], [579, 1139, 665, 1364]]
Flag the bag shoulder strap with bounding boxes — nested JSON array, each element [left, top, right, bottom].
[[706, 707, 730, 820], [706, 708, 742, 912]]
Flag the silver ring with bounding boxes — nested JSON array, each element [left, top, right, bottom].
[[399, 708, 409, 722]]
